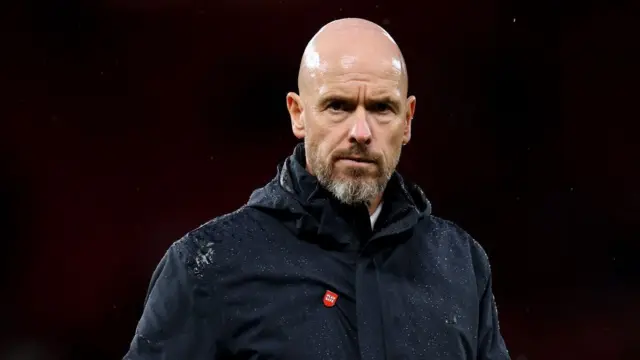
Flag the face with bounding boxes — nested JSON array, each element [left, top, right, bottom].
[[287, 42, 416, 206]]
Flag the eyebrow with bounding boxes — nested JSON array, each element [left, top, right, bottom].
[[367, 95, 402, 110], [318, 93, 403, 110]]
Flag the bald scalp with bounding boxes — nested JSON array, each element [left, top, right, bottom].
[[297, 18, 409, 98]]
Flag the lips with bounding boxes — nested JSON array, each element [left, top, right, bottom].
[[338, 157, 376, 164]]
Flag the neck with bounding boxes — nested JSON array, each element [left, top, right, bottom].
[[368, 193, 383, 215]]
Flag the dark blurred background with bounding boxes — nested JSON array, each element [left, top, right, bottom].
[[1, 0, 639, 359]]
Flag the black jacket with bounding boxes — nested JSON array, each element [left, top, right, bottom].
[[124, 144, 510, 360]]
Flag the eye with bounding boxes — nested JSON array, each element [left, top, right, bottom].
[[327, 100, 348, 112], [374, 102, 392, 113]]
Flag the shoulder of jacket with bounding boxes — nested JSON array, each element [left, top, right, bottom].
[[171, 206, 258, 278], [421, 215, 493, 279]]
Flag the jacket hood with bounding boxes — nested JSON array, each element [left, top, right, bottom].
[[246, 143, 432, 250]]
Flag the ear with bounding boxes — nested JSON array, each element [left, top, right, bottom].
[[402, 95, 416, 145], [286, 92, 305, 139]]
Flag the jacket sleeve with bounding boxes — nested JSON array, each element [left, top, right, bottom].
[[477, 267, 511, 360], [123, 242, 224, 359]]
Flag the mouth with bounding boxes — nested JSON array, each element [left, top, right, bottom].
[[336, 157, 376, 165]]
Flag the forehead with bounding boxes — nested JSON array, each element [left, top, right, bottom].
[[307, 55, 405, 98]]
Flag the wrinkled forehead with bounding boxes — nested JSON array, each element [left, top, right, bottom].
[[305, 48, 403, 76], [303, 46, 406, 97]]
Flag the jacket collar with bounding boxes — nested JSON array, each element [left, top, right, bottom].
[[274, 143, 431, 250]]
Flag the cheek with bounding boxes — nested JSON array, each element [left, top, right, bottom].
[[379, 125, 406, 160], [307, 124, 339, 155], [305, 128, 330, 161], [389, 121, 407, 142], [389, 122, 409, 149]]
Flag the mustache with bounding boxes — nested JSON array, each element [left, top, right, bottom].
[[332, 145, 382, 164]]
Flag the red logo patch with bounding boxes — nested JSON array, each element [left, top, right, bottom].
[[323, 290, 339, 307]]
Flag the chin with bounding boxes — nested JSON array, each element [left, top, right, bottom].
[[336, 163, 377, 176], [333, 171, 371, 183], [326, 177, 382, 206]]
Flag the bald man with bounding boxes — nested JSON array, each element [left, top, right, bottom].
[[124, 18, 510, 360]]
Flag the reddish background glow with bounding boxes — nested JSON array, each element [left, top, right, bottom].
[[1, 0, 638, 359]]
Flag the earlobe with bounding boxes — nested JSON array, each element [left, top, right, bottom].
[[403, 128, 411, 146], [286, 92, 305, 139]]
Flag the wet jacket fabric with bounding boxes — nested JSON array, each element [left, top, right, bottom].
[[124, 144, 510, 360]]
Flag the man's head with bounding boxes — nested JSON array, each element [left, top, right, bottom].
[[286, 18, 416, 207]]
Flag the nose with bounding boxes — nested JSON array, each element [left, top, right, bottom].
[[348, 110, 372, 145]]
